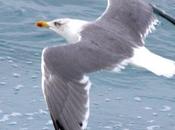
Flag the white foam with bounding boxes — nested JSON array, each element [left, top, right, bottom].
[[147, 125, 160, 130], [144, 107, 153, 110], [134, 97, 142, 102], [46, 120, 53, 126], [0, 112, 22, 122], [25, 113, 35, 116], [27, 117, 34, 120], [114, 122, 123, 128], [10, 112, 22, 117], [20, 128, 28, 130], [147, 120, 155, 123], [0, 57, 5, 61], [13, 73, 21, 78], [0, 114, 10, 122], [104, 126, 113, 129], [123, 128, 130, 130], [137, 116, 142, 119], [26, 61, 33, 65], [33, 85, 39, 88], [39, 109, 48, 115], [31, 75, 38, 79], [105, 98, 111, 102], [42, 127, 49, 130], [14, 84, 24, 91], [160, 105, 172, 112], [12, 63, 18, 68], [115, 97, 123, 100], [8, 60, 13, 63], [0, 82, 6, 86], [7, 56, 12, 60], [8, 121, 17, 125], [152, 113, 158, 116]]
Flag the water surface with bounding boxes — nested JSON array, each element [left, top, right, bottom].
[[0, 0, 175, 130]]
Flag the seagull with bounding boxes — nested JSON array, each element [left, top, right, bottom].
[[35, 0, 175, 130]]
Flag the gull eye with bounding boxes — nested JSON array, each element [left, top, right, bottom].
[[54, 22, 62, 27]]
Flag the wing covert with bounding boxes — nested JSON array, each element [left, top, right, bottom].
[[96, 0, 157, 45]]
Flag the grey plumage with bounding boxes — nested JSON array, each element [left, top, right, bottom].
[[96, 0, 155, 45], [41, 0, 170, 130], [42, 41, 129, 130]]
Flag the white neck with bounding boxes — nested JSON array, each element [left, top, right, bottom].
[[61, 19, 88, 43]]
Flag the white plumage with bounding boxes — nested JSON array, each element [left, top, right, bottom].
[[131, 47, 175, 78]]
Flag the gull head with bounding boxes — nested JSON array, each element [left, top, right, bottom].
[[36, 18, 88, 43]]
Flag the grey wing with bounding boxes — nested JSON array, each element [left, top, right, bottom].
[[41, 41, 127, 130], [42, 72, 91, 130], [96, 0, 157, 45]]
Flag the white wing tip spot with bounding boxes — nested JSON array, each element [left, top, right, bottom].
[[79, 75, 89, 84], [141, 18, 159, 43]]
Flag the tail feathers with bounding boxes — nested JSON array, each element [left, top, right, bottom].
[[131, 47, 175, 78]]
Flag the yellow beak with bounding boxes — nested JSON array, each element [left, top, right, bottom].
[[35, 21, 49, 28]]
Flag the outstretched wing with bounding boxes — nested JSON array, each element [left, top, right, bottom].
[[41, 41, 130, 130], [96, 0, 158, 45]]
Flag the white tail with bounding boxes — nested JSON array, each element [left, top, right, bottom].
[[131, 47, 175, 78]]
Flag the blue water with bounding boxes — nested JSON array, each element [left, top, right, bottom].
[[0, 0, 175, 130]]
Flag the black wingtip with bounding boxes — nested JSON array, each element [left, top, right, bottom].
[[150, 4, 175, 25], [51, 114, 65, 130]]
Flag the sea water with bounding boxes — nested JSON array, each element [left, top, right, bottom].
[[0, 0, 175, 130]]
